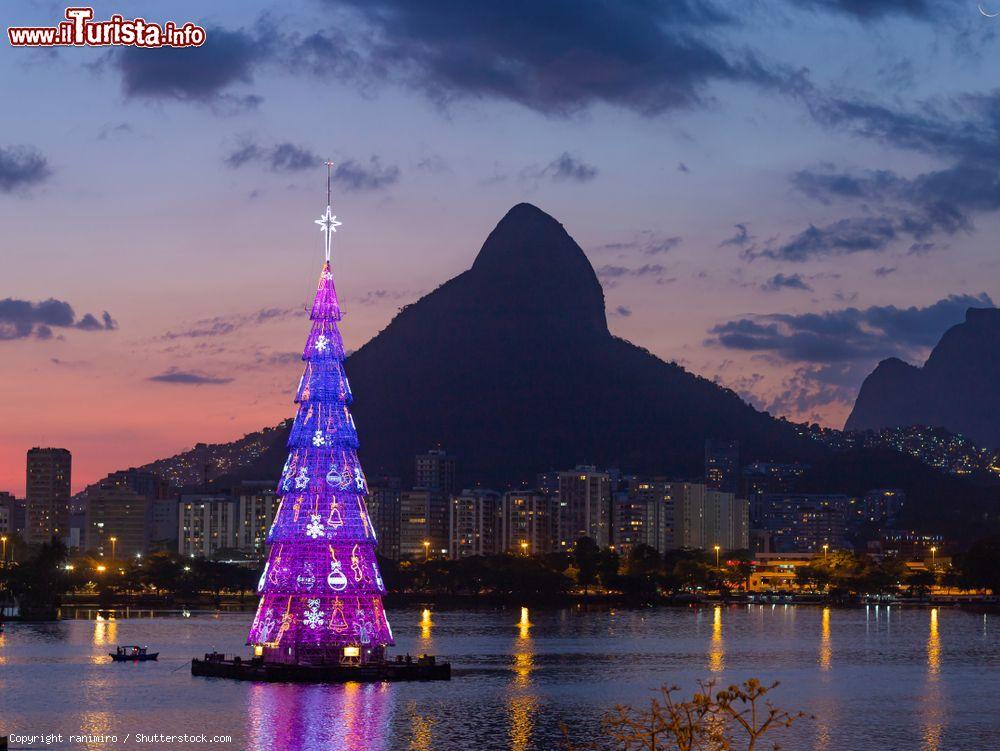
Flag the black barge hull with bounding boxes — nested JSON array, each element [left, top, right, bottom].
[[191, 657, 451, 682]]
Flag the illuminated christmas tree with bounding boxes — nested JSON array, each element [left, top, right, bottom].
[[248, 164, 393, 664]]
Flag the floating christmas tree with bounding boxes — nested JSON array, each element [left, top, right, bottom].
[[248, 163, 393, 664]]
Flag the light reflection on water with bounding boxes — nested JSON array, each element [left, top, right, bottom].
[[922, 608, 944, 751], [0, 605, 997, 750], [708, 605, 724, 673]]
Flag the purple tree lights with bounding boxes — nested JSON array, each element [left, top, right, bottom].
[[248, 197, 393, 664]]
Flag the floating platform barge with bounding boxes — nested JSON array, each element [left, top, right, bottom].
[[191, 652, 451, 683]]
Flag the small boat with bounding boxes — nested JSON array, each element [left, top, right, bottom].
[[109, 645, 159, 662]]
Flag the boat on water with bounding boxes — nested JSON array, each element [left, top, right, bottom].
[[109, 645, 159, 662]]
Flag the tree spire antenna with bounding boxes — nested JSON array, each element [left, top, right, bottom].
[[325, 160, 335, 207]]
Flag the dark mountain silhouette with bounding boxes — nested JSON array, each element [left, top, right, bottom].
[[242, 203, 818, 486], [845, 307, 1000, 448], [140, 204, 1000, 541]]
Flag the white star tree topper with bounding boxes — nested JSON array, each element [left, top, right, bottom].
[[315, 161, 342, 262]]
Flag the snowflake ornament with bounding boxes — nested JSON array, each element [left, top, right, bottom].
[[312, 430, 326, 447], [303, 598, 324, 629], [315, 334, 329, 353], [306, 514, 325, 539]]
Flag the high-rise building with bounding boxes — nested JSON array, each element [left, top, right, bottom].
[[25, 447, 72, 544], [399, 489, 447, 559], [705, 439, 739, 494], [668, 482, 707, 549], [757, 493, 851, 552], [628, 479, 675, 551], [150, 497, 179, 549], [864, 489, 905, 525], [178, 493, 238, 558], [99, 468, 171, 501], [366, 476, 402, 560], [0, 491, 23, 536], [612, 486, 649, 552], [449, 488, 501, 558], [558, 466, 611, 547], [535, 472, 560, 496], [90, 468, 178, 550], [0, 504, 9, 537], [669, 482, 748, 551], [704, 490, 750, 552], [415, 450, 456, 496], [84, 484, 150, 559], [235, 481, 279, 556], [500, 491, 556, 555]]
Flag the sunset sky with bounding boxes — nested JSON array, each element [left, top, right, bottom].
[[2, 0, 999, 493]]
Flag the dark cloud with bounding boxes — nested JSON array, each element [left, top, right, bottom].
[[252, 351, 301, 368], [536, 153, 598, 183], [797, 0, 935, 19], [75, 313, 105, 331], [96, 122, 134, 141], [161, 307, 303, 340], [707, 293, 994, 364], [0, 298, 116, 341], [596, 263, 667, 281], [874, 266, 897, 277], [645, 236, 682, 254], [228, 150, 400, 191], [720, 223, 753, 248], [778, 78, 1000, 252], [0, 145, 51, 193], [677, 162, 690, 174], [757, 217, 896, 261], [790, 164, 977, 248], [598, 231, 681, 256], [148, 368, 234, 385], [761, 273, 812, 292], [225, 140, 319, 172], [612, 305, 633, 317], [332, 157, 401, 191], [320, 0, 780, 116], [116, 27, 266, 107]]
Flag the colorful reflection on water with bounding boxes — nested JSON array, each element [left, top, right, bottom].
[[245, 680, 393, 751], [0, 605, 994, 751]]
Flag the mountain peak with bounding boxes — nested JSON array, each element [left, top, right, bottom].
[[965, 306, 1000, 325], [846, 305, 1000, 446], [468, 203, 608, 337], [472, 203, 575, 270]]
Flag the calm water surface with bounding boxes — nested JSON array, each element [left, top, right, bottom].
[[0, 605, 996, 750]]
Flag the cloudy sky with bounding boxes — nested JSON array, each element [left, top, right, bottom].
[[2, 0, 999, 492]]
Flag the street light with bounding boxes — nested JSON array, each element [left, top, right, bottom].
[[422, 540, 430, 562], [109, 536, 117, 561], [520, 541, 528, 556], [822, 543, 829, 560], [930, 546, 937, 569], [1, 535, 6, 563], [714, 545, 721, 567], [96, 564, 106, 573]]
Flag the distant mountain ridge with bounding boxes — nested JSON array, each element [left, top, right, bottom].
[[846, 307, 1000, 448]]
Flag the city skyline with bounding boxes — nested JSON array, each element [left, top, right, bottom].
[[3, 1, 1000, 494]]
